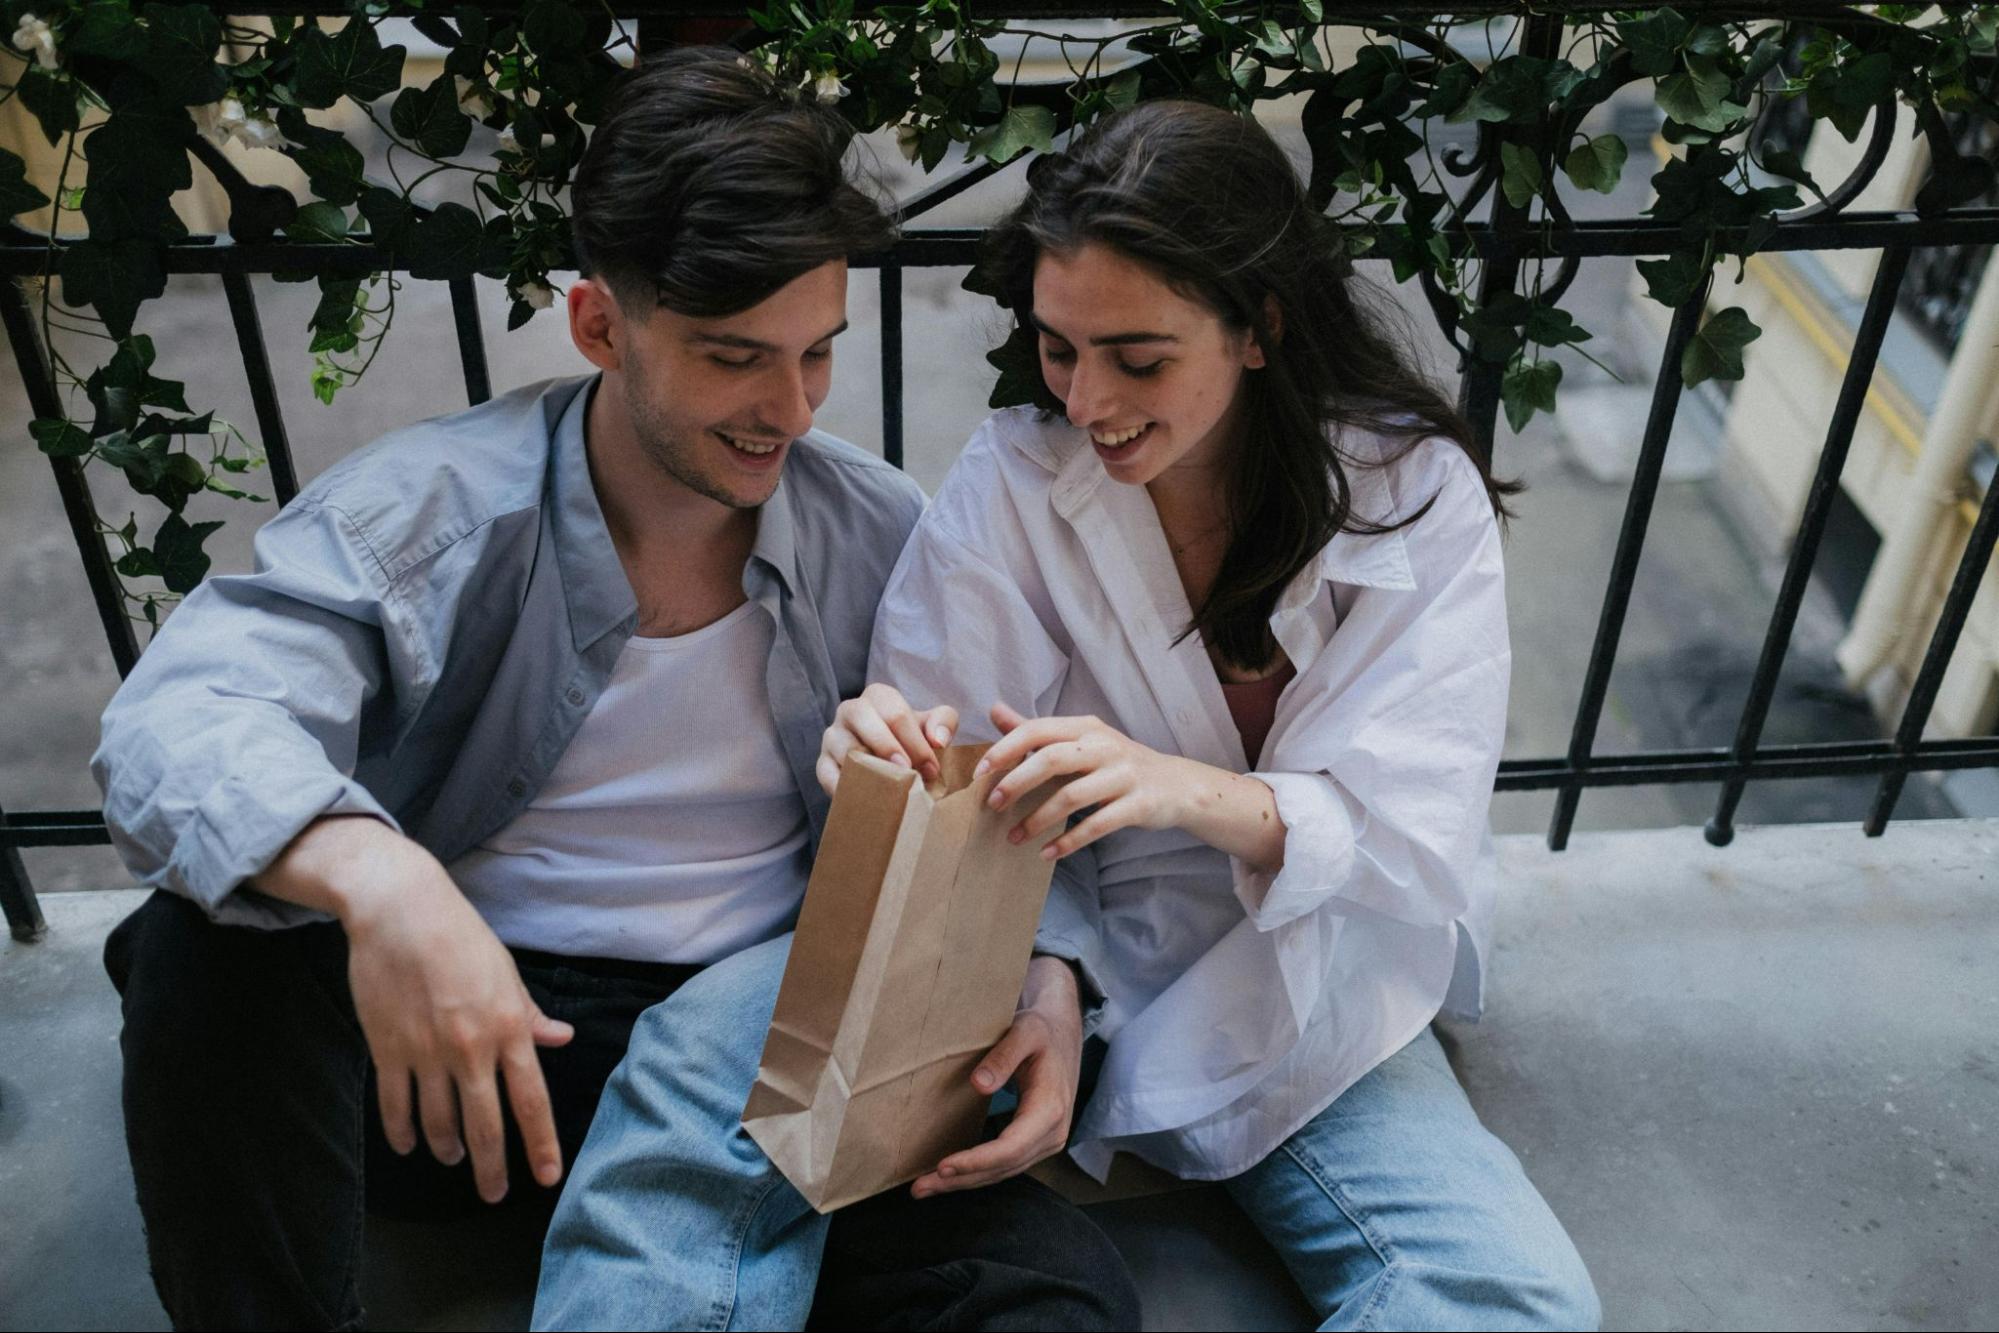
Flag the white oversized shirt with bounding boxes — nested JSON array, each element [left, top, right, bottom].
[[868, 407, 1508, 1181]]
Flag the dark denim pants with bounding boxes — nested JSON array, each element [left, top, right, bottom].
[[105, 891, 1139, 1331]]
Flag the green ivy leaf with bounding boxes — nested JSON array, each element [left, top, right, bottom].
[[967, 105, 1054, 165], [291, 19, 408, 110], [984, 326, 1047, 410], [59, 238, 168, 338], [390, 76, 474, 158], [1637, 251, 1706, 307], [278, 109, 367, 206], [31, 417, 93, 459], [357, 185, 416, 246], [153, 514, 227, 593], [287, 201, 351, 242], [82, 111, 196, 243], [1681, 306, 1760, 386], [141, 3, 230, 105], [522, 0, 588, 57], [1501, 357, 1561, 432], [68, 2, 149, 60], [1105, 70, 1141, 111], [403, 201, 485, 279], [1562, 134, 1627, 194], [1657, 70, 1746, 133], [17, 67, 81, 147], [1523, 303, 1591, 348], [1616, 8, 1690, 78], [1499, 141, 1541, 207], [97, 430, 171, 492], [0, 149, 50, 219], [1757, 146, 1824, 202], [115, 547, 162, 579]]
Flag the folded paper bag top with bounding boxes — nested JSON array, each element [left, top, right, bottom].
[[742, 743, 1062, 1212]]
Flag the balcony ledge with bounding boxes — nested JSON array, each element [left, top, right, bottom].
[[4, 817, 1996, 1330]]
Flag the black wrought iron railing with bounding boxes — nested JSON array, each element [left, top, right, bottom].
[[6, 3, 1999, 943]]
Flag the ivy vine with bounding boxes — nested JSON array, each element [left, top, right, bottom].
[[4, 1, 1997, 625]]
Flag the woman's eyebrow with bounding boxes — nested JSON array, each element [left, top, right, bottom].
[[1029, 313, 1179, 347]]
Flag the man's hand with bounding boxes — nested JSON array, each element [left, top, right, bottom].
[[817, 683, 959, 794], [257, 816, 574, 1204], [909, 954, 1083, 1198]]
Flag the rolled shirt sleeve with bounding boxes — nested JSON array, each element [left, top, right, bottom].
[[93, 497, 410, 928], [1228, 442, 1510, 934]]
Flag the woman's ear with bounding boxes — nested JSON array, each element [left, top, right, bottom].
[[1245, 293, 1282, 370]]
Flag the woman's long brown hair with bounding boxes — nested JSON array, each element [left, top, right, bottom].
[[976, 100, 1518, 670]]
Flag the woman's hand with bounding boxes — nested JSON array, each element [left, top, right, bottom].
[[975, 703, 1203, 860], [816, 683, 959, 795], [978, 702, 1289, 871]]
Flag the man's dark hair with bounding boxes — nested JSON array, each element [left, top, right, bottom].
[[571, 48, 896, 317]]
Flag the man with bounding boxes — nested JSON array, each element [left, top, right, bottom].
[[97, 49, 1136, 1331]]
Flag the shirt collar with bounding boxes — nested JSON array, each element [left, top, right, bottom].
[[747, 465, 800, 599], [549, 376, 639, 649]]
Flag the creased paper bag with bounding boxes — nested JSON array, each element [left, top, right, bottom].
[[742, 743, 1060, 1213]]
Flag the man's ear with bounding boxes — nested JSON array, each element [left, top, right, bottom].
[[568, 277, 624, 373], [1244, 292, 1282, 370]]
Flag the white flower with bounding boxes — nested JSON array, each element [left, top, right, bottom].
[[497, 123, 553, 154], [895, 122, 922, 164], [235, 116, 281, 149], [810, 70, 847, 104], [513, 279, 555, 309], [454, 75, 495, 120], [199, 97, 280, 151], [12, 13, 59, 71]]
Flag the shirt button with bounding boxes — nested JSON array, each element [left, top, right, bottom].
[[565, 687, 584, 705], [507, 778, 527, 798]]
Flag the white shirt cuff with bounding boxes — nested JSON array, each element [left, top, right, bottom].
[[1232, 771, 1356, 930]]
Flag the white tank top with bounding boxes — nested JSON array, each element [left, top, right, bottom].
[[451, 600, 811, 963]]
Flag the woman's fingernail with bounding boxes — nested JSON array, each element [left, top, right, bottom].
[[931, 726, 950, 744], [891, 752, 909, 767], [939, 1165, 956, 1178], [974, 1070, 995, 1090], [1008, 827, 1024, 844], [1041, 845, 1059, 861], [974, 759, 990, 777], [988, 789, 1005, 808]]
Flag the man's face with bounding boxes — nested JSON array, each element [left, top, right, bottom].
[[611, 260, 849, 509]]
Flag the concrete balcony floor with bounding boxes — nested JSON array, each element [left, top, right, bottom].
[[3, 817, 1994, 1332]]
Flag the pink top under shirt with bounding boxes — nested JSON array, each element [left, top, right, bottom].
[[1218, 661, 1297, 768]]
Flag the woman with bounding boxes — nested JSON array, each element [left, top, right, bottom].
[[824, 101, 1600, 1330]]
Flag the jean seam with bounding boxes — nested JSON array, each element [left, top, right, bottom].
[[1278, 1139, 1399, 1268], [710, 1171, 794, 1331]]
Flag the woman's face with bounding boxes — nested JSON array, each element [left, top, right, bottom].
[[1032, 242, 1265, 487]]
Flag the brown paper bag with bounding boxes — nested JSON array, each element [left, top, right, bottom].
[[742, 743, 1061, 1212]]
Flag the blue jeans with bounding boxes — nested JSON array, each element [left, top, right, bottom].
[[532, 934, 1138, 1331], [1223, 1027, 1600, 1331]]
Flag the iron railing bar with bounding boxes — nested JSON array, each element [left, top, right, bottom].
[[880, 261, 904, 470], [1705, 245, 1912, 846], [448, 276, 492, 407], [0, 277, 141, 678], [1548, 273, 1714, 850], [1863, 462, 1999, 835], [1502, 737, 1999, 788], [0, 799, 45, 941], [220, 269, 301, 506], [0, 810, 114, 847], [18, 209, 1999, 280], [895, 159, 1008, 228]]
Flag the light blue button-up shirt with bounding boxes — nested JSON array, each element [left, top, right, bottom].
[[94, 375, 927, 938]]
